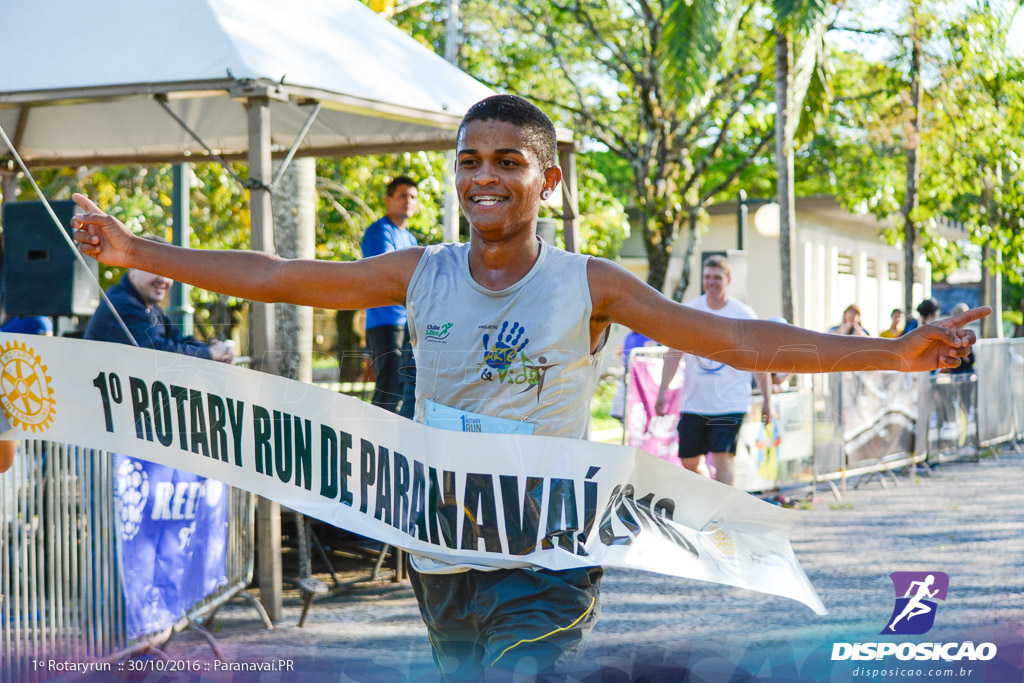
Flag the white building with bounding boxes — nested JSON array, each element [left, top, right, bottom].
[[617, 195, 932, 335]]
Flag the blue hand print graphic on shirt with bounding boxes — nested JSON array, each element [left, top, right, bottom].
[[482, 321, 529, 370]]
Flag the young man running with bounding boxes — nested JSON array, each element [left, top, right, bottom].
[[71, 95, 985, 678]]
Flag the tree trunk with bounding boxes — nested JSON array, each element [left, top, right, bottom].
[[902, 36, 923, 320], [1018, 290, 1024, 338], [980, 165, 1004, 338], [641, 208, 671, 291], [775, 27, 797, 325], [272, 157, 316, 383], [335, 310, 364, 382], [671, 208, 701, 302]]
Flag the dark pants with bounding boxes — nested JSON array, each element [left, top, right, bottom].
[[366, 325, 404, 413], [398, 324, 416, 419], [409, 565, 602, 680]]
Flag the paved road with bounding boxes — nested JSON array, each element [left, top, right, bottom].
[[157, 450, 1023, 682]]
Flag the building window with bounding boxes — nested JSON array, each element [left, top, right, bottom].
[[888, 262, 900, 280], [867, 258, 877, 278], [837, 252, 853, 274]]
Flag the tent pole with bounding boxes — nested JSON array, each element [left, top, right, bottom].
[[441, 0, 461, 243], [168, 163, 193, 335], [558, 142, 580, 253], [155, 96, 249, 189], [1, 165, 16, 205], [270, 103, 322, 189], [247, 96, 284, 622]]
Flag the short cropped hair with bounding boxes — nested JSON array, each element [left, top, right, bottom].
[[702, 255, 730, 278], [458, 95, 557, 168], [386, 176, 418, 197], [891, 308, 902, 316]]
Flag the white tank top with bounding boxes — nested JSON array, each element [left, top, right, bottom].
[[406, 239, 604, 440]]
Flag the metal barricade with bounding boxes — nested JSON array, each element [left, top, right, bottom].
[[812, 373, 843, 479], [923, 373, 980, 463], [622, 348, 819, 493], [1, 441, 254, 677], [734, 388, 816, 492], [1011, 339, 1024, 442], [2, 442, 123, 679], [172, 486, 258, 634], [620, 344, 1021, 498], [974, 339, 1017, 448], [810, 371, 923, 492]]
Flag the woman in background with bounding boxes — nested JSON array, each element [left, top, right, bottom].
[[830, 304, 870, 336]]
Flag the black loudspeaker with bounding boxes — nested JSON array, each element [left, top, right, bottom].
[[2, 200, 100, 317]]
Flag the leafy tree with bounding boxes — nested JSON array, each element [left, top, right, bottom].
[[770, 0, 834, 324], [926, 1, 1024, 333], [376, 0, 630, 262], [8, 163, 251, 343], [448, 0, 775, 297], [803, 1, 1022, 329]]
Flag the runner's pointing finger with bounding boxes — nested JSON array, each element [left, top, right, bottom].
[[935, 306, 991, 331], [72, 192, 104, 215]]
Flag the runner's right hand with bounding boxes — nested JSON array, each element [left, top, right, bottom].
[[70, 193, 138, 268]]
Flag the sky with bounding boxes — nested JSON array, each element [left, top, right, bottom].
[[1009, 6, 1024, 57]]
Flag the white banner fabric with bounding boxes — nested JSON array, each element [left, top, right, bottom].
[[0, 333, 826, 614]]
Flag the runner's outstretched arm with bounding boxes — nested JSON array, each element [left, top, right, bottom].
[[70, 194, 421, 311], [588, 259, 989, 375], [0, 440, 14, 473]]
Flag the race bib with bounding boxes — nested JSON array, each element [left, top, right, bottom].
[[424, 399, 536, 435]]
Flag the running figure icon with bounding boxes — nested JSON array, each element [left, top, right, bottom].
[[887, 574, 938, 632]]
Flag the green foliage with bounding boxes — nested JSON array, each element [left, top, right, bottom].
[[315, 151, 448, 262], [926, 3, 1024, 281], [662, 0, 746, 106], [444, 0, 776, 291], [9, 163, 252, 341], [798, 1, 1024, 292]]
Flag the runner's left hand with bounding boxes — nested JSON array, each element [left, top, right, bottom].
[[894, 307, 989, 372]]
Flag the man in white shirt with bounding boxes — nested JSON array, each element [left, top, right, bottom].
[[655, 256, 771, 486]]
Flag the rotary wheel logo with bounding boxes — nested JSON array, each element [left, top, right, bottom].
[[0, 341, 56, 432]]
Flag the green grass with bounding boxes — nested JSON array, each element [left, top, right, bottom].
[[312, 354, 340, 369], [591, 378, 623, 433]]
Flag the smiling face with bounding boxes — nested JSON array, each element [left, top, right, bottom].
[[455, 119, 560, 241], [702, 266, 730, 304], [128, 269, 171, 307]]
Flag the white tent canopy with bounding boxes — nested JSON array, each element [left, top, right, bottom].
[[0, 0, 581, 620], [0, 0, 499, 166]]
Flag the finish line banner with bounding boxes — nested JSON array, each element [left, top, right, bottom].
[[0, 333, 826, 614]]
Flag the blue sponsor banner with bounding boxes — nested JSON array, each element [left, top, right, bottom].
[[113, 455, 228, 639]]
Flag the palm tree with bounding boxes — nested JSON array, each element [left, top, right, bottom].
[[664, 0, 833, 323], [773, 1, 832, 325]]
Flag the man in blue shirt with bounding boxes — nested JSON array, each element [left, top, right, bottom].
[[361, 177, 419, 413]]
